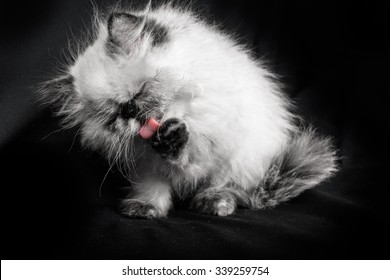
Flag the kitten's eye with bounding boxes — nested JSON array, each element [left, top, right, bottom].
[[117, 84, 147, 120]]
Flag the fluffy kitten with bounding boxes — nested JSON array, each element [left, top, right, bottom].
[[41, 3, 338, 218]]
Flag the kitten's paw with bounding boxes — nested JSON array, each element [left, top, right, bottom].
[[151, 118, 189, 159], [121, 200, 167, 219], [191, 191, 237, 216]]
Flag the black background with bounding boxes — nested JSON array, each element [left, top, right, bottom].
[[1, 0, 389, 259]]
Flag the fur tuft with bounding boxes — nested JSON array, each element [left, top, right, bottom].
[[250, 128, 338, 209]]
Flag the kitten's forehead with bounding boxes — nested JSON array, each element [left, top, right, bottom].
[[70, 43, 160, 101]]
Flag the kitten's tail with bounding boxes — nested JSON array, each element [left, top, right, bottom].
[[250, 128, 338, 209]]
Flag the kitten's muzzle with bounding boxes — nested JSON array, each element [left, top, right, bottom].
[[119, 97, 162, 125]]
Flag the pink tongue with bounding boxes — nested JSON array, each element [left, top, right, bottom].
[[139, 118, 160, 139]]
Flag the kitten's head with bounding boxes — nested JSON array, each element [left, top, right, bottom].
[[41, 7, 195, 156]]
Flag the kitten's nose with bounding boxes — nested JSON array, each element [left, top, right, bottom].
[[119, 100, 137, 119]]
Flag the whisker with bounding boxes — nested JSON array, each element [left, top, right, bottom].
[[99, 160, 115, 198], [40, 128, 64, 141], [68, 126, 82, 152]]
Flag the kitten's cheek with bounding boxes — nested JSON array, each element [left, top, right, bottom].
[[123, 119, 141, 136]]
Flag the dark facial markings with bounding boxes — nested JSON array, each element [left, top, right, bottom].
[[119, 100, 137, 120], [105, 84, 149, 130], [119, 84, 146, 120], [103, 100, 136, 131]]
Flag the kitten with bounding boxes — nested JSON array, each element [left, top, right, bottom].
[[40, 3, 338, 218]]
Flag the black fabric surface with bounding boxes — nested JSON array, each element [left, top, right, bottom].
[[1, 0, 389, 259]]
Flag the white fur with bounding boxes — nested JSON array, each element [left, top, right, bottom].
[[62, 4, 298, 217]]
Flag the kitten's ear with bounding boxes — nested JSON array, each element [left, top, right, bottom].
[[107, 12, 145, 54]]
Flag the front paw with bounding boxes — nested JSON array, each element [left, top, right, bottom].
[[151, 118, 189, 159], [121, 200, 166, 219]]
